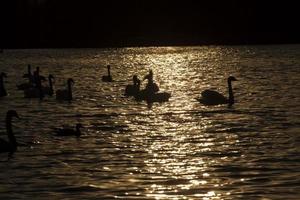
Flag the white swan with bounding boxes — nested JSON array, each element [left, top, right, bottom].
[[102, 65, 113, 82], [54, 123, 83, 137], [0, 110, 20, 154], [197, 76, 237, 106], [0, 72, 7, 97], [56, 78, 74, 101]]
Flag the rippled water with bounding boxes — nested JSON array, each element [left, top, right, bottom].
[[0, 45, 299, 199]]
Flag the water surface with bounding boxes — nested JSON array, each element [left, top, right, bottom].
[[0, 45, 299, 199]]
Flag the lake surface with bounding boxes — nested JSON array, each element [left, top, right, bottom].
[[0, 45, 299, 199]]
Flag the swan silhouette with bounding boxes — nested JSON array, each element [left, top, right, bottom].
[[0, 72, 7, 97], [197, 76, 237, 106], [125, 75, 141, 96], [24, 71, 44, 100], [134, 70, 171, 103], [54, 123, 83, 137], [42, 74, 54, 96], [22, 64, 33, 79], [17, 65, 35, 90], [0, 110, 20, 154], [56, 78, 74, 101], [102, 65, 113, 82]]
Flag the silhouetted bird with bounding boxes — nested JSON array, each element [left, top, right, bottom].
[[197, 76, 238, 106], [54, 123, 83, 137], [125, 75, 141, 96], [18, 65, 34, 90], [56, 78, 74, 101], [135, 70, 171, 103], [42, 74, 55, 96], [102, 65, 113, 82], [0, 110, 20, 154], [24, 70, 44, 100], [0, 72, 7, 97]]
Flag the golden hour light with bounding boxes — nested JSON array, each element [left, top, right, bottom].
[[1, 1, 300, 200]]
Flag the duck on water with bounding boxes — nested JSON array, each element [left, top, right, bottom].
[[197, 76, 238, 106], [54, 123, 83, 137], [0, 110, 20, 155]]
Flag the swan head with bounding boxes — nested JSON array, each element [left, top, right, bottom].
[[7, 110, 20, 119], [49, 74, 54, 80], [1, 72, 7, 78], [76, 123, 83, 129], [228, 76, 237, 82], [107, 65, 111, 70], [67, 78, 74, 85]]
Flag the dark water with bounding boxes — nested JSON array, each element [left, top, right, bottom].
[[0, 45, 299, 199]]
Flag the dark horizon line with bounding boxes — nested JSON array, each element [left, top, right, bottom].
[[2, 41, 300, 50]]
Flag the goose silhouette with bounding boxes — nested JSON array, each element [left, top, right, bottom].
[[197, 76, 237, 106], [0, 110, 20, 154], [56, 78, 74, 101], [102, 65, 113, 82], [54, 123, 83, 137], [0, 72, 7, 97]]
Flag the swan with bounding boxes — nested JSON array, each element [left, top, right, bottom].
[[197, 76, 237, 106], [56, 78, 74, 101], [24, 72, 44, 100], [54, 123, 83, 137], [134, 70, 171, 103], [22, 64, 33, 79], [0, 72, 7, 97], [0, 110, 20, 154], [135, 90, 171, 103], [102, 65, 113, 82], [124, 75, 141, 96], [42, 74, 54, 96], [17, 65, 34, 90]]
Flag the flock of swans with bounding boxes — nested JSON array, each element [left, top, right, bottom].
[[0, 64, 237, 157]]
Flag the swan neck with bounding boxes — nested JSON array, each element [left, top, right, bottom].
[[6, 116, 16, 146], [76, 127, 81, 136], [68, 82, 73, 100], [0, 76, 3, 88], [49, 77, 53, 91], [107, 68, 111, 76], [228, 80, 234, 105]]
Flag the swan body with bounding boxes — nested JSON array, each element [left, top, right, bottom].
[[0, 110, 20, 154], [197, 76, 237, 106], [24, 87, 44, 99], [125, 75, 140, 96], [56, 78, 74, 101], [135, 69, 171, 103], [54, 123, 83, 137], [17, 82, 33, 90], [0, 72, 7, 97], [135, 90, 171, 103], [102, 65, 113, 82]]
